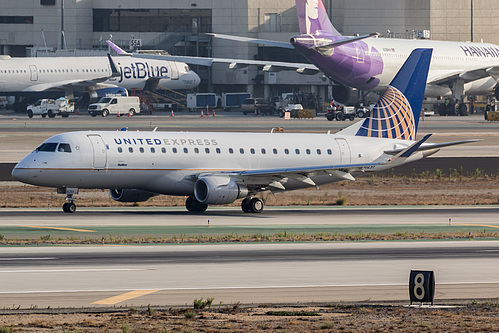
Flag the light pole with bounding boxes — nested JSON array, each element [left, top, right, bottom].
[[470, 0, 474, 42]]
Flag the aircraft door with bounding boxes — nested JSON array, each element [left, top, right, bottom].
[[87, 134, 107, 169], [170, 62, 179, 80], [29, 65, 38, 81], [353, 42, 365, 64], [335, 138, 351, 164]]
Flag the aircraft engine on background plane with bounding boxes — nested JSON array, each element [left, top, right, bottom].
[[110, 189, 155, 202], [194, 176, 248, 205]]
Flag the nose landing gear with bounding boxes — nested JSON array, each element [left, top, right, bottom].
[[58, 187, 79, 213]]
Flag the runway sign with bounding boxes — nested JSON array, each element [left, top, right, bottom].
[[409, 270, 435, 305]]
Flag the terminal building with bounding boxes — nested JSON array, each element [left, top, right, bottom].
[[1, 0, 498, 106]]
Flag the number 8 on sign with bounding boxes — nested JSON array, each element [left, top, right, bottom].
[[413, 273, 425, 300]]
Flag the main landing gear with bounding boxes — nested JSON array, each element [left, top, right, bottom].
[[185, 196, 208, 213], [241, 197, 264, 213]]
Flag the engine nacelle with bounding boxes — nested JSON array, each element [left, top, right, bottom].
[[194, 176, 248, 205], [110, 189, 154, 202], [331, 85, 350, 104]]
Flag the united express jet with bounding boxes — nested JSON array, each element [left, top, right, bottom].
[[12, 49, 477, 213]]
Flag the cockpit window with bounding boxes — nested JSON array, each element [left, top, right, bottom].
[[35, 142, 58, 152], [57, 143, 72, 153]]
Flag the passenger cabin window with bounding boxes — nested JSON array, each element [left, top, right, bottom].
[[36, 142, 58, 152], [273, 148, 278, 154], [317, 149, 321, 155], [239, 148, 244, 154], [205, 148, 210, 154], [128, 147, 133, 153], [139, 147, 144, 153], [150, 147, 155, 153], [194, 148, 199, 154], [183, 148, 188, 153], [229, 148, 234, 154], [295, 149, 300, 155], [306, 149, 311, 155], [327, 149, 332, 155], [261, 148, 266, 154], [284, 149, 289, 155], [173, 148, 178, 153], [161, 147, 166, 153], [216, 148, 221, 154], [118, 147, 123, 153], [250, 148, 255, 154], [57, 143, 72, 153]]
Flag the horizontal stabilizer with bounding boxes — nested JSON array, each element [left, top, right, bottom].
[[207, 33, 294, 49], [384, 139, 482, 155]]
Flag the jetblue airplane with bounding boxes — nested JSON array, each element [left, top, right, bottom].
[[12, 49, 477, 213], [116, 0, 499, 115], [0, 54, 200, 107]]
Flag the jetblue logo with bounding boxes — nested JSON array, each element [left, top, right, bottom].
[[117, 62, 170, 83], [461, 45, 499, 58]]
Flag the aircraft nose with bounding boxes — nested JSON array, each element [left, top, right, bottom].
[[191, 71, 201, 86]]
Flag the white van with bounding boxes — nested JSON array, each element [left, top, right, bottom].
[[88, 96, 140, 117]]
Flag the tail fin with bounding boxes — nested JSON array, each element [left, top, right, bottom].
[[296, 0, 341, 36], [355, 48, 433, 141]]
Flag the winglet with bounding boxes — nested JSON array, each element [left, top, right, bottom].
[[106, 40, 132, 56], [106, 54, 120, 77]]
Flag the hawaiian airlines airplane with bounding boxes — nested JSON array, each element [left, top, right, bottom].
[[114, 0, 499, 116], [12, 49, 477, 213], [0, 54, 200, 109]]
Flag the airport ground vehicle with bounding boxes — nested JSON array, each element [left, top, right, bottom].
[[325, 104, 356, 121], [88, 96, 140, 117], [241, 98, 277, 115], [222, 92, 251, 111], [27, 98, 74, 118], [186, 93, 221, 112]]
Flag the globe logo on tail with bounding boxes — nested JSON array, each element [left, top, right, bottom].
[[356, 86, 416, 141]]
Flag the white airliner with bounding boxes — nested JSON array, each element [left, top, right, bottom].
[[12, 49, 477, 213], [0, 54, 200, 100]]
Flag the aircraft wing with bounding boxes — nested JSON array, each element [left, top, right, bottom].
[[427, 66, 499, 86], [107, 40, 320, 74]]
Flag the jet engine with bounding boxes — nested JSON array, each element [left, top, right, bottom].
[[194, 176, 248, 205], [110, 189, 155, 202], [331, 85, 350, 104]]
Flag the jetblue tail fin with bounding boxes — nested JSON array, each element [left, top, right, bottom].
[[355, 48, 433, 141], [296, 0, 341, 36]]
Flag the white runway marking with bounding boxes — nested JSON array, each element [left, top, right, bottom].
[[0, 257, 58, 261], [0, 268, 152, 273]]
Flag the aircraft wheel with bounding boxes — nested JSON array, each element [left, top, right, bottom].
[[241, 197, 251, 213], [458, 103, 468, 116], [249, 198, 264, 213], [62, 202, 76, 213], [27, 110, 33, 118], [185, 196, 208, 213], [335, 112, 344, 121], [102, 109, 109, 117]]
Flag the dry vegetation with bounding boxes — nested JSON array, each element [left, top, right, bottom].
[[1, 302, 499, 332]]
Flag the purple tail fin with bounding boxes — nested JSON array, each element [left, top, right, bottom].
[[296, 0, 341, 35]]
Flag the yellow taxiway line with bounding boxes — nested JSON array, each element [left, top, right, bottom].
[[22, 225, 96, 233], [92, 290, 160, 305], [454, 223, 499, 229]]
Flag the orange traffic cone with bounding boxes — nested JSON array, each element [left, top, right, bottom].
[[128, 112, 131, 117], [254, 105, 257, 116], [117, 113, 120, 117], [206, 105, 209, 116], [170, 109, 174, 117], [200, 109, 204, 117], [212, 109, 216, 117]]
